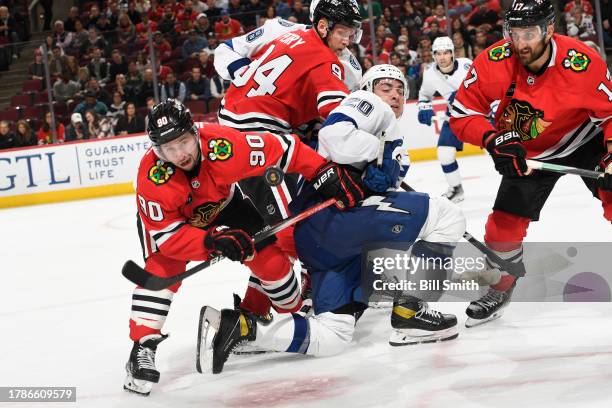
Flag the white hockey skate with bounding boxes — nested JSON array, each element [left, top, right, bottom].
[[442, 185, 465, 203]]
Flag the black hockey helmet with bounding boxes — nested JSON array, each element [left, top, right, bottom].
[[504, 0, 555, 30], [312, 0, 362, 39], [147, 99, 197, 146]]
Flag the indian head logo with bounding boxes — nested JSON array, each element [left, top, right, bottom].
[[499, 99, 551, 141], [189, 200, 224, 228]]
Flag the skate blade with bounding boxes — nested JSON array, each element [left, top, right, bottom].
[[465, 309, 505, 328], [232, 344, 276, 355], [368, 301, 393, 309], [196, 306, 220, 374], [388, 326, 459, 346], [124, 374, 153, 396]]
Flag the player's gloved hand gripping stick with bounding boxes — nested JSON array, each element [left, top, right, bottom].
[[122, 167, 336, 290]]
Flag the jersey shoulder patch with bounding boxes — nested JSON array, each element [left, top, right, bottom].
[[561, 48, 591, 73], [246, 28, 264, 42], [277, 18, 295, 27], [148, 160, 175, 185], [488, 42, 512, 62], [208, 138, 233, 161]]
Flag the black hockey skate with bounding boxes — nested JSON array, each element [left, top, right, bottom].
[[212, 309, 257, 374], [124, 333, 168, 396], [442, 185, 465, 203], [465, 286, 515, 328], [231, 294, 273, 355], [389, 298, 458, 346]]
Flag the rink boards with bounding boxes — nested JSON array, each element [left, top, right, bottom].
[[0, 99, 482, 208]]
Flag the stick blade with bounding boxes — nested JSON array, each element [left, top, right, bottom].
[[122, 260, 170, 290]]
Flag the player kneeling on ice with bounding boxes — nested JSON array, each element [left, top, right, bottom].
[[123, 99, 363, 395], [199, 65, 467, 374]]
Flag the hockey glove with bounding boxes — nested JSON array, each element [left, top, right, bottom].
[[312, 162, 365, 210], [417, 103, 434, 126], [363, 140, 403, 193], [596, 152, 612, 191], [483, 130, 528, 177], [204, 226, 255, 262]]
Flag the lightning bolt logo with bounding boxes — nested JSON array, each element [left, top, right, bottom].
[[361, 196, 411, 214]]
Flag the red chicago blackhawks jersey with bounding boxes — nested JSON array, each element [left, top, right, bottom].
[[218, 27, 349, 133], [450, 34, 611, 161], [135, 125, 326, 261]]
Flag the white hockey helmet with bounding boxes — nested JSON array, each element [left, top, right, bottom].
[[360, 64, 407, 97], [432, 36, 454, 54]]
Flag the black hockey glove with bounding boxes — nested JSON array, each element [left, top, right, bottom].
[[596, 152, 612, 191], [204, 226, 255, 262], [483, 130, 529, 177], [312, 162, 365, 210]]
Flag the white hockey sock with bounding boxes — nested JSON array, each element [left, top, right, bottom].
[[260, 269, 302, 312], [131, 287, 174, 330], [437, 146, 462, 187], [253, 312, 356, 357]]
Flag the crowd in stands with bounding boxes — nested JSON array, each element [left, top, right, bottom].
[[0, 0, 609, 150]]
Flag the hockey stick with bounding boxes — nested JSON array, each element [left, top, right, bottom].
[[526, 159, 603, 179], [122, 198, 336, 290]]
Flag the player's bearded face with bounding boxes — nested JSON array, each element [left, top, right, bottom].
[[508, 26, 548, 65], [373, 79, 405, 118], [159, 132, 200, 171]]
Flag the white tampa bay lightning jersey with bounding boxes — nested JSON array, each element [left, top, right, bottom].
[[214, 18, 362, 91], [418, 57, 472, 104], [318, 90, 409, 189]]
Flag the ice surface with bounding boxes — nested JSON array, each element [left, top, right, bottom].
[[1, 155, 611, 408]]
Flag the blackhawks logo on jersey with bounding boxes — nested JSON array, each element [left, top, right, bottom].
[[189, 200, 225, 228], [148, 160, 174, 185], [208, 138, 233, 161], [562, 49, 590, 73], [488, 43, 512, 62], [498, 99, 551, 141]]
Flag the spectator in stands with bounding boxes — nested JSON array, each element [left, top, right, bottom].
[[147, 0, 164, 21], [106, 1, 121, 28], [396, 35, 417, 62], [382, 6, 400, 35], [604, 5, 612, 48], [194, 13, 213, 37], [87, 47, 110, 84], [87, 78, 113, 107], [53, 20, 74, 51], [127, 1, 143, 25], [65, 56, 80, 81], [566, 8, 597, 40], [38, 111, 65, 144], [186, 67, 212, 101], [178, 0, 199, 25], [260, 5, 276, 25], [0, 120, 16, 150], [214, 9, 244, 41], [64, 113, 90, 141], [49, 45, 69, 77], [143, 96, 156, 129], [359, 0, 382, 21], [472, 43, 485, 58], [157, 5, 177, 37], [182, 29, 208, 60], [424, 4, 447, 32], [85, 109, 114, 138], [451, 17, 470, 41], [207, 33, 219, 50], [87, 5, 102, 29], [473, 28, 491, 50], [64, 6, 81, 32], [399, 1, 423, 33], [210, 72, 230, 99], [96, 13, 117, 44], [38, 0, 53, 31], [137, 68, 156, 104], [53, 73, 80, 103], [28, 49, 46, 81], [126, 61, 143, 89], [425, 20, 443, 41], [145, 31, 172, 62], [418, 35, 432, 53], [83, 28, 109, 58], [227, 0, 243, 18], [204, 0, 221, 20], [241, 0, 262, 27], [452, 31, 471, 58], [115, 74, 136, 104], [74, 90, 109, 116], [272, 0, 290, 20], [71, 20, 90, 54], [0, 6, 20, 59], [160, 71, 187, 102], [14, 120, 37, 147], [361, 56, 374, 70], [563, 0, 594, 19], [109, 49, 129, 82], [77, 67, 91, 92], [136, 12, 158, 36], [107, 91, 126, 127], [194, 49, 213, 78], [192, 0, 207, 13], [115, 102, 145, 135], [468, 0, 500, 30], [117, 13, 137, 47]]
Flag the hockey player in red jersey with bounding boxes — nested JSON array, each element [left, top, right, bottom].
[[449, 0, 612, 327], [218, 0, 362, 133], [123, 99, 364, 395]]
